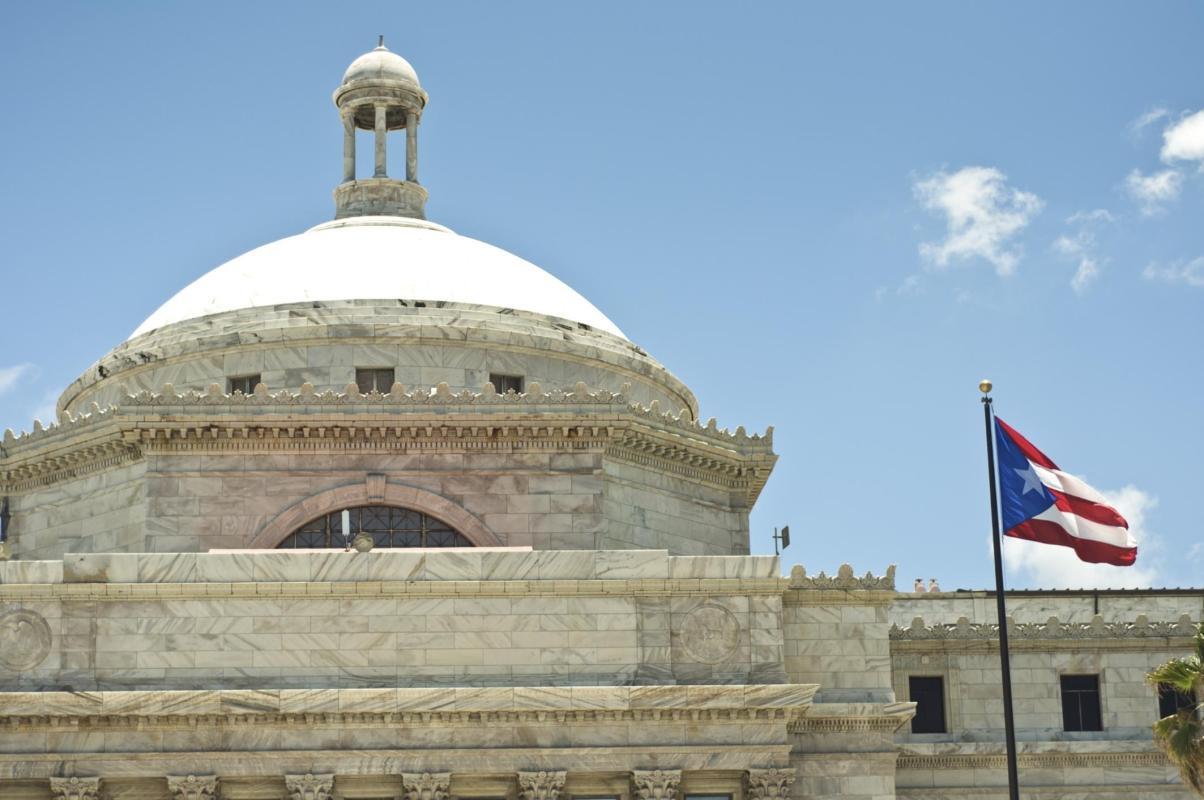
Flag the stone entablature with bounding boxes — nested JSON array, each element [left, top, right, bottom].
[[6, 769, 796, 800]]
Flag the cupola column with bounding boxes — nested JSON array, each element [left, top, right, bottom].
[[406, 110, 419, 183], [341, 110, 356, 183], [374, 104, 388, 178]]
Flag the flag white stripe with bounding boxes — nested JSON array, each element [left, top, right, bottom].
[[1032, 464, 1110, 505], [1029, 505, 1137, 548]]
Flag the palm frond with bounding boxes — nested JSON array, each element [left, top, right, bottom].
[[1148, 625, 1204, 796]]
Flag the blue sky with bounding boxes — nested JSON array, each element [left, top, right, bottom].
[[1, 2, 1201, 589]]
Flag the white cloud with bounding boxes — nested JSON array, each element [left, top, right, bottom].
[[1004, 485, 1163, 589], [1125, 169, 1182, 215], [1161, 109, 1204, 163], [1066, 209, 1115, 225], [1131, 107, 1169, 136], [1053, 210, 1112, 293], [1143, 257, 1204, 288], [915, 166, 1043, 277], [0, 364, 33, 397]]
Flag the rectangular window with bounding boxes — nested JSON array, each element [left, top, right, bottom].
[[909, 675, 947, 733], [1061, 674, 1103, 731], [1158, 684, 1196, 718], [227, 374, 261, 395], [355, 367, 395, 394], [489, 373, 524, 394]]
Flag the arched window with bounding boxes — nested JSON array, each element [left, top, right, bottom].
[[276, 505, 474, 549]]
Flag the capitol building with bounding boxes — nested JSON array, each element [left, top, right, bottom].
[[0, 42, 1198, 800]]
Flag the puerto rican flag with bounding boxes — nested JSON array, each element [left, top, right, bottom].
[[995, 418, 1137, 566]]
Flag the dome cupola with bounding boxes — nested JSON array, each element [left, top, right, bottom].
[[332, 37, 428, 219]]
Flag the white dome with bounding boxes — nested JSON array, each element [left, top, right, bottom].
[[342, 45, 420, 89], [131, 216, 624, 339]]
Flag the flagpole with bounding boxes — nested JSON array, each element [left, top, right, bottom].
[[980, 379, 1021, 800]]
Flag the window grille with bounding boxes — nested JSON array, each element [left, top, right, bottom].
[[276, 505, 473, 549], [227, 374, 261, 395], [489, 373, 524, 394], [1061, 674, 1103, 731], [1158, 684, 1196, 719], [355, 368, 395, 393]]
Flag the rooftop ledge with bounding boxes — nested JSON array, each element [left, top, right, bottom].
[[0, 550, 784, 586], [0, 684, 820, 722]]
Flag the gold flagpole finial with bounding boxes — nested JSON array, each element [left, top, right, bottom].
[[979, 379, 993, 394]]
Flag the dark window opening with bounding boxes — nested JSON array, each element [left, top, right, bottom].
[[1158, 684, 1196, 719], [489, 373, 524, 394], [1061, 674, 1103, 731], [227, 374, 261, 395], [277, 505, 474, 549], [909, 675, 947, 733], [356, 368, 395, 394]]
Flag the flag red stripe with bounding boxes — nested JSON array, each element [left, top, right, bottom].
[[1048, 488, 1128, 528], [1006, 519, 1137, 566], [996, 417, 1060, 470]]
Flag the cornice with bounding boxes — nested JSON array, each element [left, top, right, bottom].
[[891, 614, 1198, 653], [788, 701, 916, 734], [0, 576, 791, 602], [0, 685, 817, 731], [897, 749, 1170, 770], [1, 383, 775, 502]]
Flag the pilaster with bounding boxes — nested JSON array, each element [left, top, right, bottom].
[[285, 773, 334, 800], [402, 772, 451, 800], [518, 771, 566, 800], [745, 768, 795, 800], [631, 770, 681, 800], [49, 777, 101, 800], [168, 775, 219, 800]]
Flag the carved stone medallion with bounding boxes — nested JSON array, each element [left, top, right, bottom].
[[679, 603, 740, 664], [0, 608, 52, 671]]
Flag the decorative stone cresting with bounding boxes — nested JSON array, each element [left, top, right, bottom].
[[892, 613, 1199, 640], [517, 770, 566, 800], [167, 775, 219, 800], [631, 770, 681, 800], [401, 772, 450, 800], [49, 777, 101, 800], [745, 768, 796, 800], [285, 773, 334, 800], [788, 563, 896, 590]]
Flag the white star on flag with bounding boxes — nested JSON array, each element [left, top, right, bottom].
[[1012, 464, 1044, 495]]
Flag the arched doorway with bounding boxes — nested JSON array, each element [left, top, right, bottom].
[[276, 505, 475, 549]]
